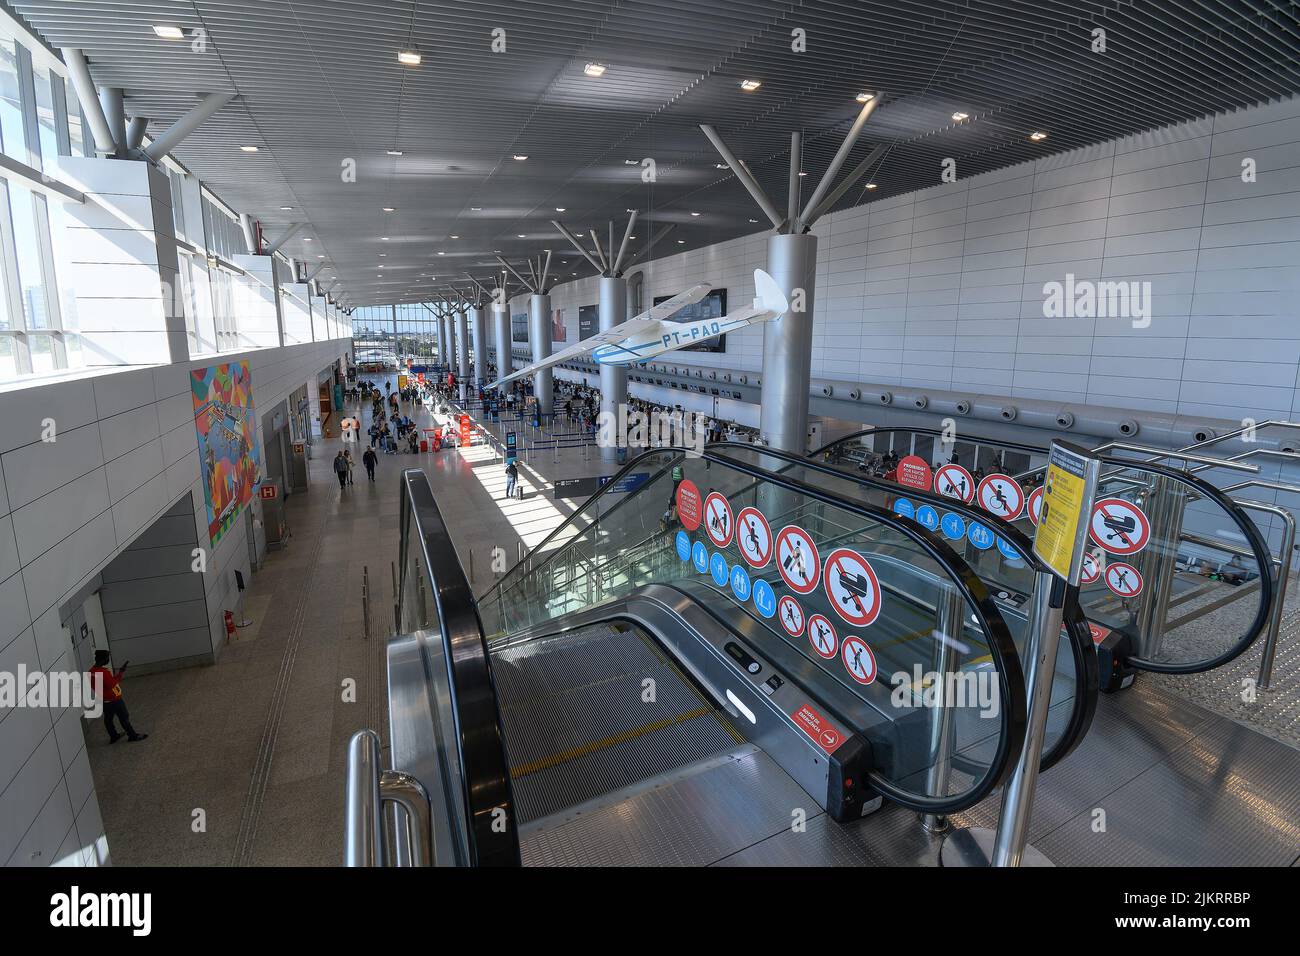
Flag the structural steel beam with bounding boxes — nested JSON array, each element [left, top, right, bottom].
[[799, 95, 882, 226], [265, 222, 303, 255], [552, 220, 604, 274], [805, 144, 888, 225], [787, 131, 802, 232], [143, 92, 235, 162], [612, 210, 638, 275], [699, 124, 785, 230], [62, 49, 117, 154]]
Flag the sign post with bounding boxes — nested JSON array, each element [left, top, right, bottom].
[[944, 440, 1100, 868]]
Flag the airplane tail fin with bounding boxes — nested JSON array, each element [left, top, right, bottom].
[[753, 269, 789, 316]]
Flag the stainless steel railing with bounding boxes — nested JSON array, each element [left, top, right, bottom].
[[345, 729, 434, 866]]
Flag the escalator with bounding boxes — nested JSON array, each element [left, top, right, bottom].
[[812, 427, 1275, 690], [354, 454, 1033, 866]]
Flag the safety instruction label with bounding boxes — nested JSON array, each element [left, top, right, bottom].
[[1080, 550, 1102, 584], [676, 479, 702, 531], [896, 455, 933, 491], [791, 703, 843, 753], [778, 596, 805, 638], [1105, 561, 1143, 597], [841, 636, 878, 685], [1089, 497, 1151, 556], [776, 526, 821, 594], [807, 614, 838, 660], [704, 492, 734, 547], [736, 507, 773, 568], [1033, 441, 1099, 585], [824, 548, 883, 628]]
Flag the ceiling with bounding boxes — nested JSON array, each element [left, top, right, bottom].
[[14, 0, 1300, 306]]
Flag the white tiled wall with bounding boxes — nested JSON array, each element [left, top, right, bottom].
[[541, 96, 1300, 425], [0, 336, 348, 867]]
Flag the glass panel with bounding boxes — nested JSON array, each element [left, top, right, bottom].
[[479, 448, 1023, 807], [28, 331, 56, 374], [32, 62, 57, 172], [6, 182, 50, 329], [0, 36, 24, 162], [0, 334, 18, 377], [66, 83, 84, 157]]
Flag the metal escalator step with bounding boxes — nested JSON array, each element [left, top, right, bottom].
[[491, 621, 743, 824]]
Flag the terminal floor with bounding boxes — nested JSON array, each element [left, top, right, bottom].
[[85, 376, 608, 866], [85, 376, 1300, 865]]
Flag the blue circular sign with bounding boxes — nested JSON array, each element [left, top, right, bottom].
[[997, 536, 1023, 561], [710, 551, 729, 586], [893, 498, 916, 520], [752, 579, 776, 618], [916, 505, 940, 531], [730, 564, 752, 601], [692, 540, 709, 573], [675, 530, 691, 562], [940, 512, 966, 541], [967, 521, 994, 550]]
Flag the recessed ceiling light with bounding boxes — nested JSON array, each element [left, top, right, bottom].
[[623, 159, 639, 166], [555, 207, 566, 212], [386, 149, 403, 156], [740, 79, 762, 92], [378, 265, 384, 269], [677, 239, 685, 244], [1029, 131, 1048, 141], [690, 211, 701, 217], [450, 235, 459, 239], [317, 254, 325, 258], [381, 236, 390, 241], [382, 206, 395, 212], [398, 50, 421, 66], [951, 111, 970, 122], [748, 218, 758, 223], [798, 171, 808, 176], [153, 25, 185, 40], [865, 183, 878, 190], [437, 252, 445, 255], [512, 154, 528, 161], [279, 205, 293, 210], [517, 234, 525, 238], [379, 253, 386, 257], [471, 206, 482, 211], [855, 92, 875, 103], [239, 145, 259, 152], [303, 237, 312, 242], [714, 163, 729, 170], [583, 62, 607, 77]]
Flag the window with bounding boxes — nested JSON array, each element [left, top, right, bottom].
[[32, 62, 58, 174], [0, 36, 24, 164]]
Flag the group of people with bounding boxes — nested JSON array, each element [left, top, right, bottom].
[[332, 446, 378, 488]]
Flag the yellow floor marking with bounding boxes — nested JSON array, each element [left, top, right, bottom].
[[510, 705, 715, 779]]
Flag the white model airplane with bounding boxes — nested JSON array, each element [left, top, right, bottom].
[[485, 269, 789, 390]]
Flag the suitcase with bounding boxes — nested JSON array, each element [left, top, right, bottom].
[[420, 439, 428, 453]]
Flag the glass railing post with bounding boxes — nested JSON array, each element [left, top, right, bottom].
[[991, 570, 1065, 866], [920, 584, 964, 834], [1132, 475, 1185, 659]]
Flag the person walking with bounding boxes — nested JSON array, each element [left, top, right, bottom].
[[333, 451, 348, 489], [504, 459, 519, 500], [89, 650, 148, 743], [363, 445, 377, 481], [344, 449, 355, 485]]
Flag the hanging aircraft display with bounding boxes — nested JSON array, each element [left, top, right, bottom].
[[485, 269, 789, 391]]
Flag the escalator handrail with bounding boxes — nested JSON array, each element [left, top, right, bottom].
[[814, 426, 1276, 674], [484, 445, 1031, 808], [708, 441, 1098, 772], [397, 469, 521, 866]]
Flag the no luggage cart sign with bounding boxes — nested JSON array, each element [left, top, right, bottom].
[[704, 492, 734, 547], [1089, 497, 1151, 556], [823, 548, 882, 628], [935, 463, 975, 503], [978, 473, 1025, 519], [1105, 561, 1143, 597], [778, 596, 805, 638], [736, 507, 772, 568], [841, 636, 878, 685], [1027, 486, 1044, 526], [776, 526, 821, 594], [1080, 550, 1102, 584], [807, 614, 838, 660]]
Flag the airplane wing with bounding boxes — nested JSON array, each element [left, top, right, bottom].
[[485, 319, 664, 390]]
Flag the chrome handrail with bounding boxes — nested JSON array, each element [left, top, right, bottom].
[[1086, 441, 1260, 474], [345, 730, 435, 867]]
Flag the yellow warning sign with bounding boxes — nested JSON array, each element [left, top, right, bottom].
[[1032, 441, 1100, 585], [397, 374, 409, 390]]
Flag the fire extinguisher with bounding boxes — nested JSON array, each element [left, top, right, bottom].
[[224, 610, 236, 640]]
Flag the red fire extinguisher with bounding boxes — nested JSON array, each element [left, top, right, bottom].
[[224, 610, 236, 641]]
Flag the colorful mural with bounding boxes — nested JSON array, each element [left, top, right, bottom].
[[191, 361, 262, 545]]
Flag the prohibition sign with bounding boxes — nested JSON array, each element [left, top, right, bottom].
[[1027, 486, 1045, 526], [736, 507, 773, 568], [1105, 561, 1143, 597], [823, 548, 883, 628], [1080, 550, 1102, 584], [776, 526, 821, 594], [841, 636, 878, 685], [807, 614, 838, 660], [935, 463, 975, 503], [977, 473, 1025, 520], [704, 492, 734, 547], [676, 479, 702, 531], [1089, 498, 1151, 556], [778, 596, 805, 638]]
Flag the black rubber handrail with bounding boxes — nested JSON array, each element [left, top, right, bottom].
[[397, 469, 520, 866], [709, 441, 1098, 772], [483, 447, 1029, 814], [814, 427, 1275, 674]]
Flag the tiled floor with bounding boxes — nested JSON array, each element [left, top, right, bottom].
[[85, 375, 609, 866]]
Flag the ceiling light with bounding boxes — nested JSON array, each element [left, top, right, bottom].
[[381, 236, 390, 241], [450, 235, 459, 239], [317, 254, 325, 258], [437, 252, 445, 256], [517, 234, 525, 238], [239, 145, 259, 152], [303, 237, 312, 242], [865, 183, 878, 190], [379, 253, 386, 257], [740, 79, 762, 92], [471, 206, 482, 211], [153, 25, 185, 40], [951, 111, 969, 122], [512, 154, 528, 161], [690, 211, 701, 217], [748, 218, 758, 223], [555, 207, 566, 212], [398, 50, 421, 66], [677, 239, 685, 244], [798, 171, 808, 176], [583, 62, 607, 77], [1029, 131, 1048, 141], [715, 163, 729, 170], [623, 159, 638, 166], [279, 205, 293, 210], [382, 206, 395, 212], [386, 149, 403, 156], [856, 92, 875, 103], [378, 265, 384, 269]]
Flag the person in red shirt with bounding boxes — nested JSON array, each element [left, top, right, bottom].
[[89, 650, 148, 744]]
